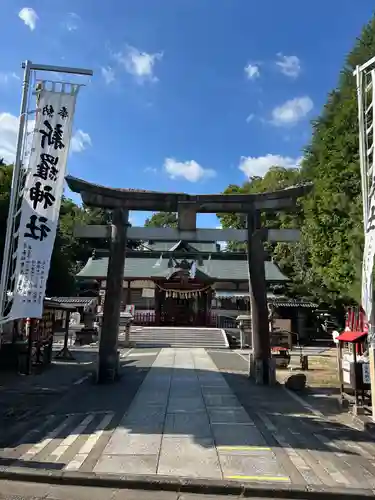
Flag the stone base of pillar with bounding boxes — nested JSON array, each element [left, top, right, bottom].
[[249, 355, 276, 385], [96, 350, 120, 383]]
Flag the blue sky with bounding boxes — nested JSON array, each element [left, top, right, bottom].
[[0, 1, 374, 227]]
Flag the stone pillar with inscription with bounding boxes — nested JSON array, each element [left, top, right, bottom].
[[97, 209, 129, 383]]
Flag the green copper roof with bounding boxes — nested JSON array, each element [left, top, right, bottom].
[[77, 255, 289, 282], [146, 241, 219, 253]]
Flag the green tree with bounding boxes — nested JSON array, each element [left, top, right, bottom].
[[0, 163, 112, 296], [0, 163, 13, 269], [299, 16, 375, 305], [144, 212, 178, 228], [218, 166, 302, 249]]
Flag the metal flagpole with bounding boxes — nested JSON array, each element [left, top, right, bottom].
[[0, 60, 93, 336], [0, 60, 32, 331]]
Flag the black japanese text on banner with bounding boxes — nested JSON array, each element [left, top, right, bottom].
[[8, 88, 77, 320]]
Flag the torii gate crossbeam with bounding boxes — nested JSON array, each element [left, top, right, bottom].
[[66, 175, 312, 385]]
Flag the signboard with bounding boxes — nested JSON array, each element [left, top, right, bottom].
[[142, 288, 155, 298], [131, 280, 155, 289], [362, 362, 370, 384], [8, 88, 78, 320], [342, 359, 351, 384]]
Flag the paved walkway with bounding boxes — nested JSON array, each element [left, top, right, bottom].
[[94, 348, 288, 481], [0, 351, 96, 445], [1, 347, 375, 490]]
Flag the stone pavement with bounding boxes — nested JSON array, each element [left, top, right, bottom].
[[1, 347, 375, 491], [0, 349, 96, 445], [95, 348, 289, 481]]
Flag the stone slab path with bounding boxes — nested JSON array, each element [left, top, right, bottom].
[[94, 348, 290, 482], [2, 347, 375, 490]]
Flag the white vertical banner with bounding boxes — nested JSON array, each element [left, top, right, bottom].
[[361, 68, 375, 324], [8, 86, 78, 320]]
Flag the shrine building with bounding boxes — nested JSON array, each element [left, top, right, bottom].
[[76, 240, 316, 330]]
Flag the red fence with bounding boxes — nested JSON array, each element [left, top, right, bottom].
[[133, 311, 156, 326], [346, 306, 368, 333]]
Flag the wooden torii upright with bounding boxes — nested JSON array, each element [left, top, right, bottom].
[[66, 175, 312, 384]]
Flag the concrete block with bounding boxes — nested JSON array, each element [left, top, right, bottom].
[[94, 454, 158, 475], [203, 395, 241, 408], [207, 408, 252, 424], [103, 431, 162, 455], [218, 454, 289, 480], [158, 437, 222, 479], [164, 412, 212, 438], [212, 424, 267, 448], [201, 386, 233, 396], [122, 405, 166, 428], [167, 397, 205, 413]]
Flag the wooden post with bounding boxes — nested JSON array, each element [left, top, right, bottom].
[[155, 284, 160, 325], [97, 209, 129, 383], [126, 280, 131, 307], [246, 211, 273, 385]]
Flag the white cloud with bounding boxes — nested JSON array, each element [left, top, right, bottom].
[[116, 45, 163, 83], [0, 113, 90, 161], [18, 7, 38, 31], [164, 158, 216, 183], [70, 130, 92, 153], [0, 72, 20, 85], [0, 112, 36, 163], [244, 63, 260, 80], [271, 96, 313, 126], [276, 53, 301, 78], [246, 113, 255, 123], [0, 113, 19, 163], [101, 66, 115, 84], [238, 154, 302, 177], [144, 166, 157, 174], [65, 12, 80, 31]]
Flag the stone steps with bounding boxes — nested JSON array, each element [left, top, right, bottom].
[[127, 327, 229, 349]]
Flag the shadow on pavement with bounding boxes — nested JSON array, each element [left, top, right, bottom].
[[1, 352, 373, 460], [0, 456, 64, 470]]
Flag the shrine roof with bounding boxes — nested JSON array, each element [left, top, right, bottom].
[[76, 255, 289, 282], [145, 240, 219, 253]]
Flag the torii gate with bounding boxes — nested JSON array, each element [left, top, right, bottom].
[[66, 175, 312, 384]]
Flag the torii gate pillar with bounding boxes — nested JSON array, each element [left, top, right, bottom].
[[96, 209, 129, 383]]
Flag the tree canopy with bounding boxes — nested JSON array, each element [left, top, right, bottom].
[[145, 212, 178, 228], [217, 16, 375, 308]]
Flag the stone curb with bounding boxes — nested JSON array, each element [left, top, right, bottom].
[[0, 468, 374, 499]]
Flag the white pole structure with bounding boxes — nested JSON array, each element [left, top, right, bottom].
[[0, 61, 32, 333], [0, 60, 93, 338], [354, 58, 375, 420]]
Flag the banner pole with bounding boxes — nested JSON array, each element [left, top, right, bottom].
[[0, 60, 93, 330], [0, 60, 32, 331]]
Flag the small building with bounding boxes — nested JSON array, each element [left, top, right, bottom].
[[212, 291, 317, 343], [76, 241, 308, 328]]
